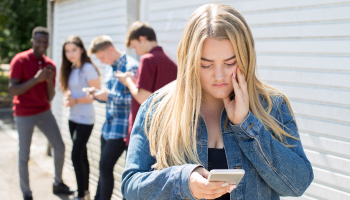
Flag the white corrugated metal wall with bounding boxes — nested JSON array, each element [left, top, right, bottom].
[[50, 0, 350, 199], [144, 0, 350, 199], [51, 0, 129, 199]]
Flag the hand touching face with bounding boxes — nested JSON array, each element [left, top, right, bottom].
[[222, 67, 249, 125]]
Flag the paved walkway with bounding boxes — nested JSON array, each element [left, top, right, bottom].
[[0, 119, 97, 200]]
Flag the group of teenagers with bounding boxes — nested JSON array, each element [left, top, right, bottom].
[[9, 4, 314, 200]]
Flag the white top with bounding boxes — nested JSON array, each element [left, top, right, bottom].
[[68, 62, 99, 125]]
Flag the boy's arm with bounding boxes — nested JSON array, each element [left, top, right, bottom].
[[46, 66, 55, 101], [115, 71, 152, 105], [9, 78, 38, 96], [9, 69, 48, 96], [46, 78, 55, 101], [125, 77, 152, 104], [115, 57, 154, 104]]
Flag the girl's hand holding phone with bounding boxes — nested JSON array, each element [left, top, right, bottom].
[[83, 87, 100, 99], [63, 95, 76, 107], [189, 167, 236, 199]]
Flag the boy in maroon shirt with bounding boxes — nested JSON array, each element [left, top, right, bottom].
[[9, 27, 72, 200], [116, 21, 177, 147]]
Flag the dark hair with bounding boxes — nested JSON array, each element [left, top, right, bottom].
[[126, 21, 157, 47], [32, 26, 49, 38], [59, 35, 100, 92]]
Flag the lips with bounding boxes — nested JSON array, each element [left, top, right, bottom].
[[213, 83, 228, 87], [37, 47, 46, 52]]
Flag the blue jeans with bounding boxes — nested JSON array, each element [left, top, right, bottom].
[[95, 136, 125, 200]]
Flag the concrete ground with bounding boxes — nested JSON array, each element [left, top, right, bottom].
[[0, 109, 97, 200]]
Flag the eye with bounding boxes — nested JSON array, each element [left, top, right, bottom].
[[226, 61, 237, 67], [201, 64, 213, 69]]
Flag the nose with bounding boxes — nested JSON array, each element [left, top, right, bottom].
[[214, 65, 224, 81]]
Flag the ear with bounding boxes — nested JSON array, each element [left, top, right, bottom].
[[139, 36, 147, 43], [30, 38, 34, 45], [108, 45, 115, 52]]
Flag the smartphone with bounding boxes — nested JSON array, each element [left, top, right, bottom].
[[208, 169, 245, 185], [82, 88, 100, 94]]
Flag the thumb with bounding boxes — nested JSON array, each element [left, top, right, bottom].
[[197, 167, 210, 179], [223, 96, 236, 110], [202, 169, 210, 179], [115, 71, 123, 75]]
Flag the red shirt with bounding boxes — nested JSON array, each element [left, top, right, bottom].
[[9, 49, 56, 116], [125, 46, 177, 146]]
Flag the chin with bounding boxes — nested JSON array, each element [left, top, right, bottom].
[[36, 50, 46, 55], [212, 92, 232, 99]]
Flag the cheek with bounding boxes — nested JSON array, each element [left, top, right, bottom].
[[227, 65, 238, 76], [108, 55, 113, 62], [135, 46, 141, 54], [199, 69, 212, 90], [74, 51, 81, 59], [65, 52, 73, 60]]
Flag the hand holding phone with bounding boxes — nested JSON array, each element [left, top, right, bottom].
[[208, 169, 245, 185], [82, 87, 100, 99], [189, 167, 235, 200]]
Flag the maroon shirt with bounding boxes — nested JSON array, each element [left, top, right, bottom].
[[9, 49, 56, 116], [125, 46, 177, 146]]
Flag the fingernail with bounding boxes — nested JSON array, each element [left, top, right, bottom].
[[229, 185, 236, 192], [221, 182, 229, 187], [232, 72, 235, 78]]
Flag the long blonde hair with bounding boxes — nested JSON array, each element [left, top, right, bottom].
[[145, 4, 297, 170]]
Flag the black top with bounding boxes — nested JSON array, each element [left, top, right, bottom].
[[208, 148, 230, 200]]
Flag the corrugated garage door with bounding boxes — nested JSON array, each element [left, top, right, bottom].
[[142, 0, 350, 199], [51, 0, 128, 199]]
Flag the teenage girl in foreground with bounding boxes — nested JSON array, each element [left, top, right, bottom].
[[122, 4, 313, 200]]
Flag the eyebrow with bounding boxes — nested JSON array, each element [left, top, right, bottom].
[[201, 55, 236, 62]]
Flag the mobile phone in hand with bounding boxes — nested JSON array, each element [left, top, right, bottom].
[[208, 169, 245, 185]]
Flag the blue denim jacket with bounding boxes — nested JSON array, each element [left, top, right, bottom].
[[122, 93, 314, 200]]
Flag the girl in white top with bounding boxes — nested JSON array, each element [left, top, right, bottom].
[[59, 35, 101, 200]]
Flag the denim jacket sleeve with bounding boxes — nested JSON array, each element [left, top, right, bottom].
[[121, 98, 201, 200], [229, 96, 313, 196]]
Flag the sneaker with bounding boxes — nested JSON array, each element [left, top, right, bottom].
[[24, 195, 33, 200], [84, 190, 90, 200], [53, 182, 75, 195], [72, 197, 84, 200]]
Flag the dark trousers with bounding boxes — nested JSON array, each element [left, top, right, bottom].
[[69, 120, 93, 197], [95, 136, 126, 200]]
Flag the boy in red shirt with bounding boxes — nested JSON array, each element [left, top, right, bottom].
[[116, 21, 178, 147], [9, 27, 72, 200]]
